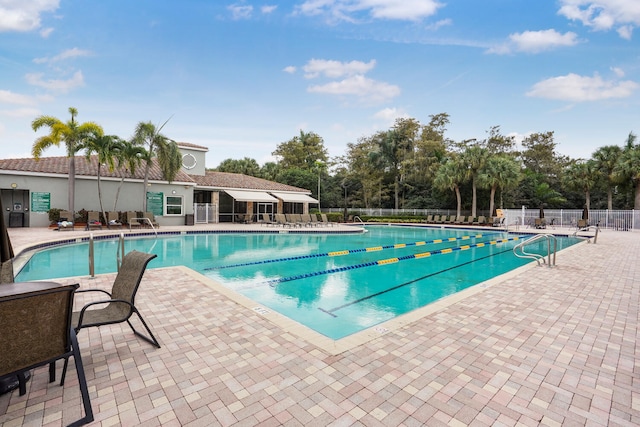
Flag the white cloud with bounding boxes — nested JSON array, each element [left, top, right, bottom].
[[308, 74, 400, 102], [617, 25, 633, 39], [295, 0, 443, 22], [0, 0, 59, 32], [40, 27, 54, 38], [283, 65, 297, 74], [425, 18, 452, 31], [488, 29, 579, 54], [228, 4, 253, 20], [611, 67, 625, 78], [33, 47, 91, 64], [526, 73, 639, 101], [261, 5, 277, 14], [25, 70, 85, 93], [0, 107, 41, 118], [558, 0, 640, 38], [0, 90, 38, 106], [373, 107, 408, 122], [303, 59, 376, 79]]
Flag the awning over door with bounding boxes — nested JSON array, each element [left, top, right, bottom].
[[269, 192, 319, 204], [225, 190, 278, 202]]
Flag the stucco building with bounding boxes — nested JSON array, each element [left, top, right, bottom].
[[0, 143, 317, 228]]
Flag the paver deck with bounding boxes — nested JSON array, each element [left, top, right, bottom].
[[1, 224, 638, 426]]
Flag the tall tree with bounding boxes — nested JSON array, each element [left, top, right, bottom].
[[461, 143, 489, 217], [131, 120, 182, 211], [563, 160, 598, 210], [112, 139, 146, 211], [32, 107, 103, 216], [433, 156, 466, 217], [216, 157, 261, 176], [614, 139, 640, 209], [272, 130, 328, 170], [592, 145, 622, 210], [478, 155, 521, 215], [81, 134, 123, 224], [369, 118, 420, 209], [343, 137, 385, 208]]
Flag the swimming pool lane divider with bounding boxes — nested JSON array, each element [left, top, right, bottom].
[[254, 234, 528, 289], [319, 245, 517, 318], [204, 232, 503, 271]]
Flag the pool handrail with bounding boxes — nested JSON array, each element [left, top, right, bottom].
[[513, 234, 557, 267], [572, 224, 599, 244], [130, 217, 158, 237]]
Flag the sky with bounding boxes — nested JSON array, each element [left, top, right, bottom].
[[1, 1, 639, 169]]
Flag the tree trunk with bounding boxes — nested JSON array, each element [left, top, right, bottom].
[[489, 185, 497, 217], [585, 190, 591, 211], [607, 187, 613, 211], [635, 182, 640, 210], [455, 186, 461, 217], [68, 157, 76, 217], [394, 175, 399, 210], [142, 161, 151, 212], [471, 176, 477, 218]]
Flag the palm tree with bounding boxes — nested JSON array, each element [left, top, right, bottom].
[[592, 145, 622, 210], [81, 134, 124, 223], [112, 139, 147, 211], [614, 142, 640, 209], [32, 107, 103, 217], [433, 157, 466, 217], [131, 120, 182, 212], [478, 155, 521, 216], [564, 160, 598, 210], [461, 144, 489, 218]]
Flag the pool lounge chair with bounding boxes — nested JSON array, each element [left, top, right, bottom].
[[534, 218, 546, 229], [126, 211, 142, 229], [432, 215, 441, 224], [473, 216, 487, 226], [107, 212, 123, 229], [423, 215, 433, 223], [320, 213, 335, 227], [86, 211, 102, 231], [58, 210, 75, 231], [453, 215, 465, 225], [142, 212, 159, 228], [443, 215, 455, 224], [260, 213, 275, 226]]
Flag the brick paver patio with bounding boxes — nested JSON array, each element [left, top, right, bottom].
[[1, 225, 638, 426]]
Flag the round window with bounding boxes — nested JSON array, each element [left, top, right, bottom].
[[182, 153, 197, 170]]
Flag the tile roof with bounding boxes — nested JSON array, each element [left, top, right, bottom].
[[0, 155, 195, 183], [176, 142, 208, 151], [0, 156, 312, 193], [192, 171, 310, 193]]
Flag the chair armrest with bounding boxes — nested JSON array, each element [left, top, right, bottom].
[[75, 298, 135, 327], [76, 288, 112, 297]]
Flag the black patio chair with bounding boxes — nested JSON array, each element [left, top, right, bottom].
[[0, 281, 93, 426], [69, 250, 160, 347]]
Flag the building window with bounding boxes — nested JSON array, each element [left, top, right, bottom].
[[165, 195, 183, 216]]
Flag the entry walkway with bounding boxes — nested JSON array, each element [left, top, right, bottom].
[[1, 226, 638, 426]]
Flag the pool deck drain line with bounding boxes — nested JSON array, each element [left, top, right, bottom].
[[248, 235, 525, 291], [204, 232, 503, 271], [318, 245, 517, 318]]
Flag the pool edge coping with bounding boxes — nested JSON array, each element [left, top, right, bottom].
[[181, 238, 589, 356]]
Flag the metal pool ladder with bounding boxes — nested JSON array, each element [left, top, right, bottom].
[[513, 234, 557, 267]]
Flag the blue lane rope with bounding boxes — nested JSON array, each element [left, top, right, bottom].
[[264, 235, 526, 288], [318, 245, 516, 317], [204, 232, 502, 271]]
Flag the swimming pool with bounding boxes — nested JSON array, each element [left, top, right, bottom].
[[16, 226, 581, 339]]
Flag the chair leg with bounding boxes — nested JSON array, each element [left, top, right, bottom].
[[16, 371, 27, 396], [127, 310, 161, 348], [67, 328, 94, 427]]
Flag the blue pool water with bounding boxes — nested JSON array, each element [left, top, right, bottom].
[[16, 226, 581, 339]]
